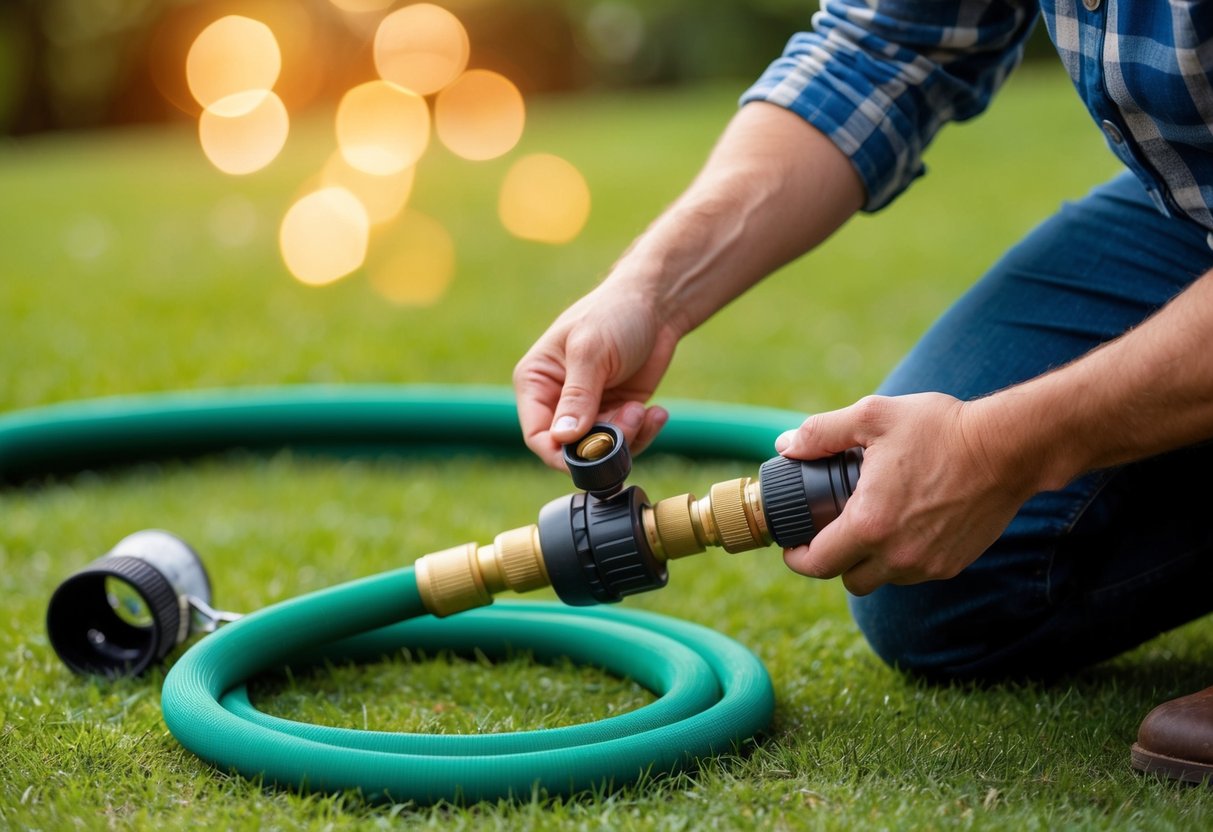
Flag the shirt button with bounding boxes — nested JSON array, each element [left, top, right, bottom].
[[1101, 119, 1124, 144], [1083, 0, 1101, 10]]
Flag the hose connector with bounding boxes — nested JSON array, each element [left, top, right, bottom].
[[413, 423, 863, 618], [415, 524, 550, 617]]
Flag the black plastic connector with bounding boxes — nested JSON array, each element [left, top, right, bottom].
[[537, 486, 667, 606], [563, 422, 631, 497], [759, 448, 863, 548]]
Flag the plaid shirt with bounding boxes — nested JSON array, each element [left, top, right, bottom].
[[742, 0, 1213, 232]]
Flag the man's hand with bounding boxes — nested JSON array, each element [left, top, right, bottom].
[[513, 282, 675, 470], [512, 102, 864, 471], [775, 393, 1037, 596]]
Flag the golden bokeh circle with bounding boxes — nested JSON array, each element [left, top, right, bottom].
[[435, 70, 526, 161], [279, 187, 371, 285], [336, 80, 431, 175], [187, 16, 282, 110], [373, 3, 469, 95], [198, 90, 290, 175], [498, 154, 591, 244]]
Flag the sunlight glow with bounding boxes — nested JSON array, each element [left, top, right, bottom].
[[198, 90, 289, 175], [329, 0, 396, 12], [279, 187, 370, 285], [435, 70, 526, 161], [187, 16, 281, 111], [321, 151, 416, 226], [373, 4, 469, 95], [336, 80, 431, 175], [498, 154, 591, 244], [368, 211, 456, 306]]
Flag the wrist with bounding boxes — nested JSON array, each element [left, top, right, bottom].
[[963, 384, 1090, 496]]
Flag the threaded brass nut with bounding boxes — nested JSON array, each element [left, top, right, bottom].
[[494, 524, 549, 592], [415, 543, 491, 618], [652, 494, 706, 559], [709, 478, 764, 553]]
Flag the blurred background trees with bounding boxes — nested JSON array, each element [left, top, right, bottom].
[[0, 0, 1055, 136]]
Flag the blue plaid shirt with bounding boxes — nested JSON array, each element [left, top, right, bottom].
[[742, 0, 1213, 231]]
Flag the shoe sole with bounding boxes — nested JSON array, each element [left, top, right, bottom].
[[1131, 743, 1213, 785]]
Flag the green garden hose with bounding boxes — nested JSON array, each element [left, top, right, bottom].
[[3, 385, 802, 803]]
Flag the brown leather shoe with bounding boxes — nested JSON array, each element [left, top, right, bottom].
[[1131, 685, 1213, 784]]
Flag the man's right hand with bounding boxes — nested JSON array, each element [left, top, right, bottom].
[[512, 281, 675, 470]]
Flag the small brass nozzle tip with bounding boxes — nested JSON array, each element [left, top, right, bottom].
[[576, 432, 615, 460]]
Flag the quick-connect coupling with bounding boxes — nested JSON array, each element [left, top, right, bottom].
[[413, 422, 863, 618], [642, 448, 863, 560]]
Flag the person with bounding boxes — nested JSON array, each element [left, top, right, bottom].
[[512, 1, 1213, 784]]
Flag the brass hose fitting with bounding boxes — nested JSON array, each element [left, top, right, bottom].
[[415, 524, 549, 617], [643, 477, 771, 561], [414, 424, 862, 618]]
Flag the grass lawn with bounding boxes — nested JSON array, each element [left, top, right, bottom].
[[4, 59, 1213, 829]]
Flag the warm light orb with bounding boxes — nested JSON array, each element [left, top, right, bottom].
[[369, 211, 456, 306], [279, 187, 370, 285], [321, 151, 416, 226], [373, 3, 469, 95], [187, 16, 281, 111], [498, 154, 591, 244], [435, 70, 525, 161], [336, 80, 431, 175], [329, 0, 396, 12], [198, 90, 289, 175]]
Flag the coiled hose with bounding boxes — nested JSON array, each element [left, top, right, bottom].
[[2, 385, 801, 803]]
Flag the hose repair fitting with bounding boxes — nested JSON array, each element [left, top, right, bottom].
[[415, 422, 862, 618]]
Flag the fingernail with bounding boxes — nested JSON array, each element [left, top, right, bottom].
[[553, 415, 578, 433], [775, 430, 795, 453]]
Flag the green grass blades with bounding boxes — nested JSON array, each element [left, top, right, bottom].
[[5, 64, 1213, 828]]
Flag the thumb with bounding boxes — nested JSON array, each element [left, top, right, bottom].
[[775, 401, 870, 459], [550, 361, 610, 444]]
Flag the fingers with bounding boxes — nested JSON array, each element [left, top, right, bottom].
[[775, 396, 888, 460], [782, 508, 883, 596], [597, 401, 669, 456], [513, 352, 569, 469], [514, 355, 669, 470], [548, 334, 613, 445], [784, 542, 882, 596]]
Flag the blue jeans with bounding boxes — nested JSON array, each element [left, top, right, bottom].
[[849, 171, 1213, 681]]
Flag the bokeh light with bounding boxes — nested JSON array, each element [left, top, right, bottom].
[[198, 90, 289, 175], [321, 151, 416, 226], [368, 211, 456, 306], [498, 154, 591, 244], [373, 4, 469, 95], [279, 187, 370, 285], [152, 2, 325, 119], [186, 16, 281, 111], [336, 80, 430, 175], [329, 0, 397, 12], [332, 0, 397, 12], [435, 70, 526, 161]]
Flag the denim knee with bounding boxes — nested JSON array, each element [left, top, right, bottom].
[[846, 565, 1053, 683], [848, 583, 990, 680]]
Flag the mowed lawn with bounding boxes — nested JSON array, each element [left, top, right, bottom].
[[4, 61, 1213, 829]]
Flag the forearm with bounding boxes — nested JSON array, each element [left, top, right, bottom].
[[971, 269, 1213, 492], [605, 101, 865, 338]]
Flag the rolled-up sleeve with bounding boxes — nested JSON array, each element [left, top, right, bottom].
[[742, 0, 1040, 211]]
